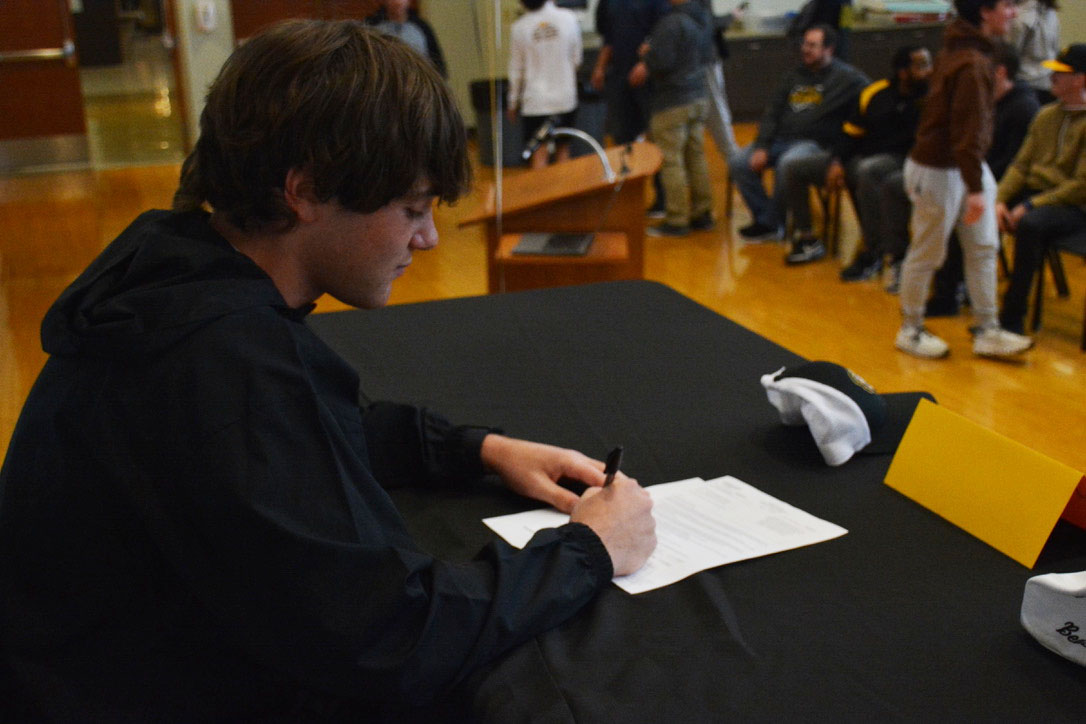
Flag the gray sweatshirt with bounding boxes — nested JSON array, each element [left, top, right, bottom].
[[755, 58, 870, 149], [643, 0, 714, 112]]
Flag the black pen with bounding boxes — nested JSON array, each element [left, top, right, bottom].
[[603, 446, 623, 487]]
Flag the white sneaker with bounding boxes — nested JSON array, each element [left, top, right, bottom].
[[973, 326, 1033, 358], [895, 325, 949, 359]]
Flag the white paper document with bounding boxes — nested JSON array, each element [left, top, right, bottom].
[[483, 476, 847, 594]]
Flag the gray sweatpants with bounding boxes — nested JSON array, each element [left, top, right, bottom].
[[899, 158, 1000, 330]]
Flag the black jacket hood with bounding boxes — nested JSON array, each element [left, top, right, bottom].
[[41, 210, 295, 358]]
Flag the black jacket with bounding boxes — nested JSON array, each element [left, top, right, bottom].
[[988, 81, 1040, 180], [0, 210, 611, 720], [832, 77, 927, 162], [756, 58, 870, 149]]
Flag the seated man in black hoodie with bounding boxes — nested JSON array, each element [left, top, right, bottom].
[[825, 45, 933, 282], [0, 20, 655, 721]]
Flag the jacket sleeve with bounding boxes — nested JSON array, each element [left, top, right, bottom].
[[996, 129, 1032, 204], [988, 96, 1037, 180], [644, 16, 681, 76], [151, 319, 614, 707], [832, 91, 868, 162], [171, 427, 613, 706], [998, 112, 1086, 209], [755, 73, 794, 148], [1030, 132, 1086, 209], [823, 68, 870, 137], [595, 0, 610, 44], [362, 400, 496, 489], [949, 59, 993, 193]]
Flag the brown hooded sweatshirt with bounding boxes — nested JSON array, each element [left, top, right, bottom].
[[909, 18, 996, 193]]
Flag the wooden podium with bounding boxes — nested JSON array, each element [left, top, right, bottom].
[[461, 141, 662, 293]]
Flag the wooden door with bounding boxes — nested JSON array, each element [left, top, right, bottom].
[[230, 0, 319, 41], [0, 0, 87, 169], [322, 1, 383, 20], [230, 0, 385, 41]]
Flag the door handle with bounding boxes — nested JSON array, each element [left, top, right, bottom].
[[0, 40, 76, 65]]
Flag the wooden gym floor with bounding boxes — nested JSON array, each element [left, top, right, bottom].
[[2, 124, 1084, 474]]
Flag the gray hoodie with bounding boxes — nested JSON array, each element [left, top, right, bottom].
[[643, 0, 714, 112], [755, 58, 870, 149]]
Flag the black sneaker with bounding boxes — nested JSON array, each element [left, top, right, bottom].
[[647, 222, 689, 237], [840, 252, 881, 282], [689, 212, 715, 231], [785, 236, 826, 265], [646, 200, 666, 219], [738, 222, 783, 241]]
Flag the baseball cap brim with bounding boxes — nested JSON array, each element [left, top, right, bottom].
[[859, 391, 936, 456], [1042, 59, 1075, 73]]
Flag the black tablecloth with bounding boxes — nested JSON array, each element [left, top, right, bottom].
[[309, 280, 1086, 722]]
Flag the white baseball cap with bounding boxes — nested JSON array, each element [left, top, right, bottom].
[[761, 362, 887, 466], [1021, 570, 1086, 666]]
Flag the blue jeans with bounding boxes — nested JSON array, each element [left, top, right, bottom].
[[727, 139, 826, 231]]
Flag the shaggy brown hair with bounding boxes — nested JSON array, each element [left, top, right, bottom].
[[174, 20, 470, 232]]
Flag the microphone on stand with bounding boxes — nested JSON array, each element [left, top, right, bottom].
[[620, 143, 633, 176], [521, 117, 556, 161]]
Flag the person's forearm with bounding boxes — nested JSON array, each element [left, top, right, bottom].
[[594, 45, 612, 76], [1030, 182, 1086, 209]]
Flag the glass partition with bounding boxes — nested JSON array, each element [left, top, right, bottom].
[[436, 0, 631, 294]]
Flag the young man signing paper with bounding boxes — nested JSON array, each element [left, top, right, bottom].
[[0, 21, 655, 721]]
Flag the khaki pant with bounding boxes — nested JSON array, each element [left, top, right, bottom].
[[649, 99, 713, 227]]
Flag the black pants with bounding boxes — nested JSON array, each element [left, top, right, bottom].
[[999, 202, 1086, 328]]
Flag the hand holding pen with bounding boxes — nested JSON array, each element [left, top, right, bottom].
[[478, 434, 655, 574], [570, 445, 657, 576], [603, 445, 623, 487]]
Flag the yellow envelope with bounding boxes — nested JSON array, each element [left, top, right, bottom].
[[884, 399, 1085, 568]]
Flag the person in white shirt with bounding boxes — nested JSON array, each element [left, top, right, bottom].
[[507, 0, 584, 168]]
